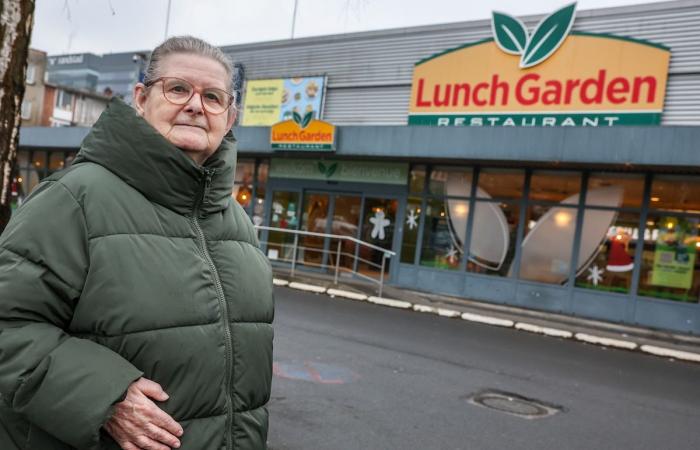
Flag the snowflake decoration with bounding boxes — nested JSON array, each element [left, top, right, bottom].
[[586, 265, 605, 286], [446, 245, 459, 263], [369, 210, 391, 240], [406, 209, 419, 230]]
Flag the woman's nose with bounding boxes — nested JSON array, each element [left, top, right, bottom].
[[183, 92, 204, 114]]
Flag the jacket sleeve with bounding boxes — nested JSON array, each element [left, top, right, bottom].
[[0, 180, 143, 449]]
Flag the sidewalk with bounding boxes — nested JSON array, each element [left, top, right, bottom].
[[272, 267, 700, 365]]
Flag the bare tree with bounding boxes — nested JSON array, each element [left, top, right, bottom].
[[0, 0, 34, 233]]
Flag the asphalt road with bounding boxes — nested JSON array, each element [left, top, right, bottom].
[[267, 287, 700, 450]]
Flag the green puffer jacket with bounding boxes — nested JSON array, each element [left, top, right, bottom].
[[0, 99, 274, 449]]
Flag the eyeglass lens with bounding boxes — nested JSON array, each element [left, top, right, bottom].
[[162, 78, 231, 114]]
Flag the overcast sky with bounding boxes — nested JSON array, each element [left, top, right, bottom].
[[31, 0, 667, 56]]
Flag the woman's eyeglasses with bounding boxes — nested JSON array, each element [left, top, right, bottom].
[[145, 77, 234, 115]]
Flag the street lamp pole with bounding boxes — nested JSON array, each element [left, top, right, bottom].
[[291, 0, 299, 39], [164, 0, 172, 40]]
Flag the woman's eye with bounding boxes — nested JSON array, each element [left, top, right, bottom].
[[204, 92, 223, 104], [171, 85, 188, 93]]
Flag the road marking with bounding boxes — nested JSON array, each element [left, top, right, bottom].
[[273, 361, 356, 384], [288, 281, 327, 294], [574, 333, 638, 350], [461, 312, 514, 328], [640, 345, 700, 363], [515, 322, 573, 339], [273, 278, 289, 286], [368, 296, 412, 309], [327, 288, 368, 301]]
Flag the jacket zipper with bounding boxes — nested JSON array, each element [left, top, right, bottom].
[[192, 168, 234, 450]]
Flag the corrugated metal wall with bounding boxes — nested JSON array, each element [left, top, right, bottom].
[[225, 1, 700, 126]]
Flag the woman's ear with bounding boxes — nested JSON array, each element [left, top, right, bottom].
[[132, 83, 147, 116]]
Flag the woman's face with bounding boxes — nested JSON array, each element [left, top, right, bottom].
[[133, 53, 236, 165]]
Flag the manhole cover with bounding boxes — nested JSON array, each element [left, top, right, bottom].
[[466, 390, 563, 419]]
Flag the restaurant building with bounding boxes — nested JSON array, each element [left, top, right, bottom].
[[17, 0, 700, 334]]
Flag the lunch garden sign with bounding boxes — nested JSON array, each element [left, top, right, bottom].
[[408, 3, 671, 126], [270, 111, 336, 150]]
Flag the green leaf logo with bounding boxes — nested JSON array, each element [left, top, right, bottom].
[[491, 2, 577, 69], [292, 111, 303, 126], [301, 111, 313, 129], [326, 163, 338, 178], [521, 3, 576, 68], [317, 161, 338, 178], [492, 11, 528, 55]]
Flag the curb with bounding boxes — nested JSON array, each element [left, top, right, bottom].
[[274, 278, 700, 365]]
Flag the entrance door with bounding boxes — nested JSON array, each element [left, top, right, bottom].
[[299, 191, 362, 270]]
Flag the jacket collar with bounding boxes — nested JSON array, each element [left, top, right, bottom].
[[73, 98, 236, 217]]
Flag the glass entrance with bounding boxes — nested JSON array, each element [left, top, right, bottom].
[[264, 187, 401, 282]]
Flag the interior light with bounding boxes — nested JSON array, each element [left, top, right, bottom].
[[696, 242, 700, 248], [666, 222, 674, 230], [17, 177, 23, 183], [646, 220, 654, 226], [651, 197, 660, 202], [554, 211, 572, 227], [454, 204, 468, 217]]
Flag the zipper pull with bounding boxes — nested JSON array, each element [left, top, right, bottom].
[[202, 169, 213, 200]]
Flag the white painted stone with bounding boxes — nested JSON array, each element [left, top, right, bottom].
[[640, 345, 700, 363], [413, 304, 436, 313], [437, 308, 461, 318], [574, 333, 637, 350], [288, 281, 327, 294], [272, 278, 289, 286], [326, 289, 368, 301], [515, 322, 573, 339], [461, 312, 514, 328], [367, 296, 412, 309]]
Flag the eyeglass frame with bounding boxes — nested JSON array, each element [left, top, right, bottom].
[[143, 76, 236, 115]]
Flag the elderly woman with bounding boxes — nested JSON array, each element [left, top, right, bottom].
[[0, 37, 274, 449]]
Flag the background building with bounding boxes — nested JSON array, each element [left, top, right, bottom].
[[18, 0, 700, 335]]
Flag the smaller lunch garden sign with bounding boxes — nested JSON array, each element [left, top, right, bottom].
[[408, 2, 671, 127], [270, 111, 336, 151]]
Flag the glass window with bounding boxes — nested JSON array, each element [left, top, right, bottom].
[[429, 166, 473, 197], [637, 215, 700, 303], [519, 204, 577, 284], [420, 197, 465, 270], [575, 212, 640, 293], [256, 160, 269, 200], [232, 160, 255, 210], [477, 169, 524, 200], [17, 151, 29, 168], [529, 171, 582, 203], [650, 176, 700, 213], [409, 165, 426, 194], [467, 201, 520, 277], [32, 151, 46, 172], [26, 64, 36, 84], [401, 197, 422, 264], [359, 198, 398, 278], [252, 160, 269, 226], [49, 152, 66, 173], [56, 90, 74, 111], [266, 191, 300, 262], [587, 173, 644, 209], [21, 100, 32, 120]]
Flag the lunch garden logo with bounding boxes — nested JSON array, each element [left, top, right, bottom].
[[492, 3, 575, 68], [270, 111, 336, 151], [408, 2, 671, 127]]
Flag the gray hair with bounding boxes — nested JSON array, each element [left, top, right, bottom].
[[143, 35, 235, 94]]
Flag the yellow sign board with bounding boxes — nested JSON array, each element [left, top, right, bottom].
[[409, 4, 670, 126], [242, 77, 326, 126], [271, 114, 336, 151]]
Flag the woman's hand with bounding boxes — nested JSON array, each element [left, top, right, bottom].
[[104, 377, 184, 450]]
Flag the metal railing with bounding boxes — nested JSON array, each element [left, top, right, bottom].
[[254, 225, 395, 297]]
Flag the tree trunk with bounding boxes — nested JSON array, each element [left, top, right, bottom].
[[0, 0, 34, 233]]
